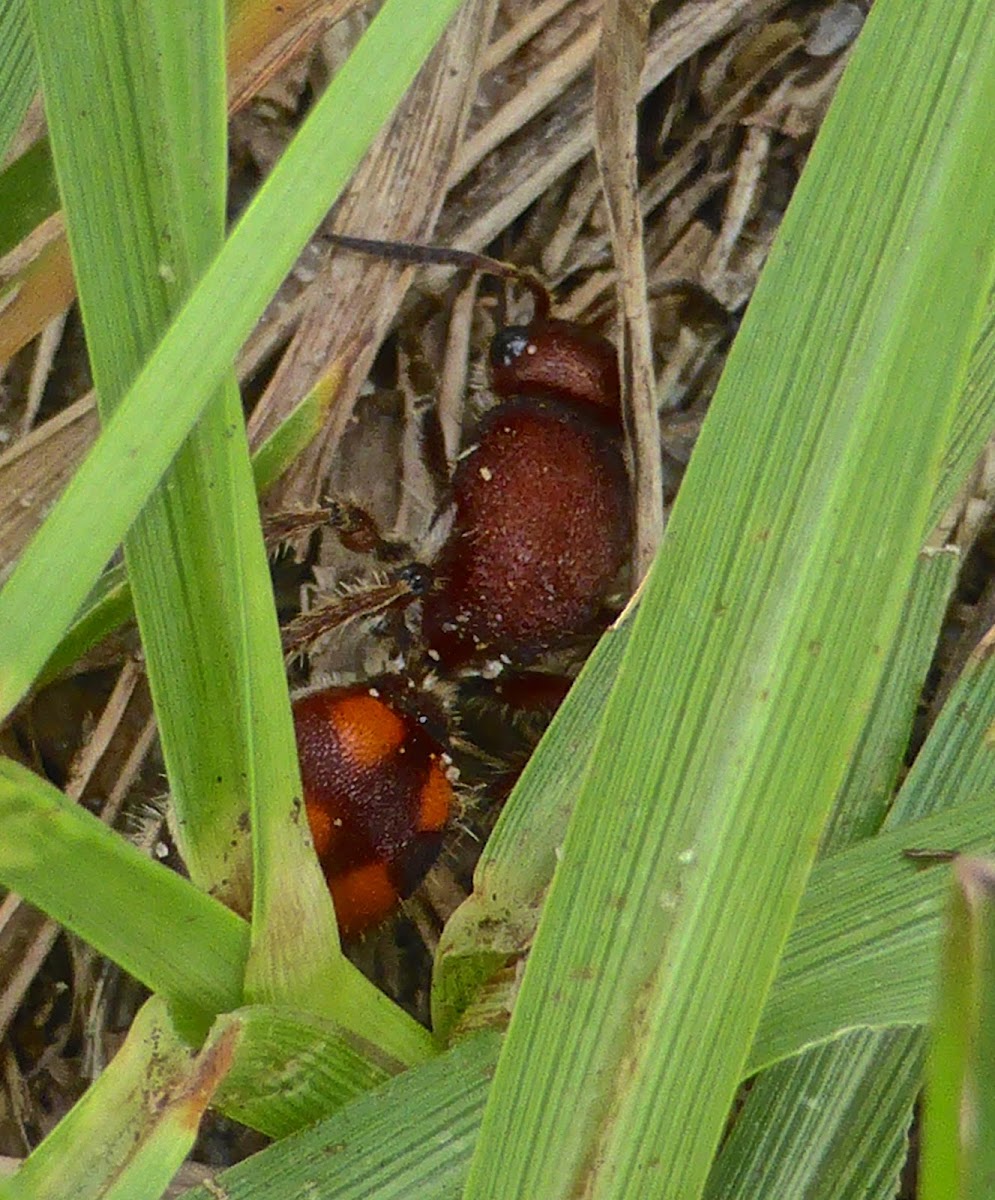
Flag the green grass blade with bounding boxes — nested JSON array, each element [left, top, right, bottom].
[[753, 585, 995, 1065], [732, 542, 995, 1174], [0, 0, 35, 167], [752, 596, 995, 1068], [5, 997, 240, 1200], [920, 858, 995, 1200], [19, 0, 457, 1056], [819, 549, 958, 852], [955, 862, 995, 1200], [919, 862, 976, 1200], [180, 1032, 500, 1200], [30, 0, 275, 916], [463, 2, 995, 1195], [29, 2, 344, 995], [751, 799, 995, 1071], [31, 0, 349, 1035], [705, 549, 956, 1196], [706, 1029, 921, 1200], [933, 302, 995, 535], [0, 139, 58, 262], [0, 0, 464, 719], [211, 1004, 392, 1137], [0, 756, 248, 1019]]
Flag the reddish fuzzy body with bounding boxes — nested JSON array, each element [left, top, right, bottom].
[[423, 396, 630, 665], [292, 685, 453, 936], [422, 312, 629, 668]]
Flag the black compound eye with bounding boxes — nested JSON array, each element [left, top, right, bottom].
[[399, 562, 434, 596], [489, 326, 532, 370]]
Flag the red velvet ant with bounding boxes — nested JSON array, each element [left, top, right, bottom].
[[292, 679, 456, 936], [279, 236, 633, 936]]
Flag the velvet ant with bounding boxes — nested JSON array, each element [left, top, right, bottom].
[[277, 236, 634, 937]]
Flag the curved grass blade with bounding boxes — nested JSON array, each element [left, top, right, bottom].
[[211, 1004, 392, 1137], [0, 756, 248, 1021], [180, 1031, 500, 1200]]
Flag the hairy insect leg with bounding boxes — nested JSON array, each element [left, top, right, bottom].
[[281, 562, 434, 661]]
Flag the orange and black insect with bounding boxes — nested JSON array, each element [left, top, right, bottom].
[[292, 681, 456, 937]]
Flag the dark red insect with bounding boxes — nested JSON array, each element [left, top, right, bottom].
[[422, 395, 629, 668], [280, 237, 634, 935]]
